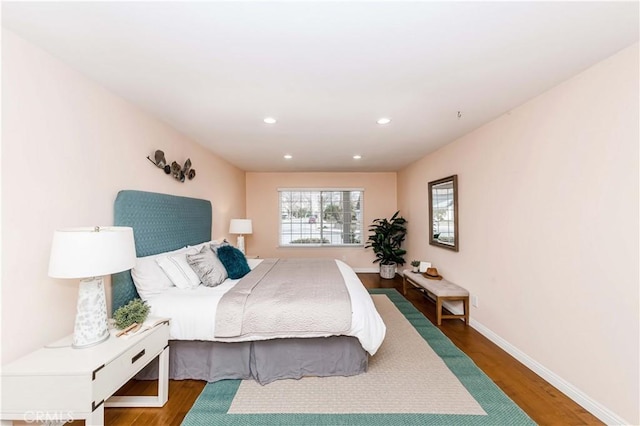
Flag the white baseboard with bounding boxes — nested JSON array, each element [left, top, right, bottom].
[[468, 319, 628, 425]]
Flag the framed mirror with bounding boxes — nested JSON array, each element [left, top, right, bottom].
[[428, 175, 458, 252]]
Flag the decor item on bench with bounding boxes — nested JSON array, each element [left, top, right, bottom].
[[48, 226, 136, 348], [365, 211, 407, 279], [147, 150, 196, 182], [424, 267, 443, 280], [428, 175, 458, 251], [410, 260, 420, 273]]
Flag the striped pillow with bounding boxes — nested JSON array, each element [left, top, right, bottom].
[[156, 250, 201, 289]]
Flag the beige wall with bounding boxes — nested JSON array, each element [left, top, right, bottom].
[[398, 44, 639, 424], [246, 172, 397, 270], [1, 30, 246, 363]]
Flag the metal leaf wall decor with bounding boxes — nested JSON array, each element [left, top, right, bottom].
[[146, 150, 196, 182]]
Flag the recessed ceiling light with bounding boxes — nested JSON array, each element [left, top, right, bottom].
[[284, 154, 292, 159], [353, 155, 362, 160], [377, 118, 391, 125], [264, 117, 277, 124]]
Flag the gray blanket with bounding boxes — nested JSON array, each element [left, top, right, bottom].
[[215, 258, 352, 339]]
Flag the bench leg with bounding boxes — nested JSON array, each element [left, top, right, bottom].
[[436, 297, 442, 326], [464, 297, 470, 325], [403, 275, 407, 295]]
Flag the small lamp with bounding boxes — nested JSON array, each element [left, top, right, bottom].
[[48, 226, 136, 348], [229, 219, 252, 255]]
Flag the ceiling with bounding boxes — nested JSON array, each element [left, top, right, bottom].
[[2, 2, 638, 172]]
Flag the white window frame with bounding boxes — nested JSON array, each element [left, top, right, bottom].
[[278, 188, 364, 248]]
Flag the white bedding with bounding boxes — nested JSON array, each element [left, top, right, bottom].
[[146, 259, 386, 355]]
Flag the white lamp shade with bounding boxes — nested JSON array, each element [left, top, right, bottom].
[[229, 219, 253, 235], [49, 226, 136, 278]]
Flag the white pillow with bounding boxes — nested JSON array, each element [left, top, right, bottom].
[[156, 249, 201, 289], [131, 247, 188, 300]]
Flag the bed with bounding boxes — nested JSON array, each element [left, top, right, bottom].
[[111, 190, 386, 384]]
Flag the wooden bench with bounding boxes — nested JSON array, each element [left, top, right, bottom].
[[402, 269, 469, 326]]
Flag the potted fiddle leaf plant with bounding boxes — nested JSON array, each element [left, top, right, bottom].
[[365, 211, 407, 279]]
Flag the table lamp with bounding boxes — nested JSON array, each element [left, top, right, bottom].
[[229, 219, 252, 255], [48, 226, 136, 348]]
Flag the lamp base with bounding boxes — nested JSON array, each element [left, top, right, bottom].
[[72, 277, 110, 349], [236, 235, 246, 255]]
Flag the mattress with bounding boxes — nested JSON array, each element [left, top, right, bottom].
[[146, 259, 386, 355]]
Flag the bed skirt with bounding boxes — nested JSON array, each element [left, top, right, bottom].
[[136, 336, 368, 385]]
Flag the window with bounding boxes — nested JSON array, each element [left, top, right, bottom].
[[279, 189, 363, 246]]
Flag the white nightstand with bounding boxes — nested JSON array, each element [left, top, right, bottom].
[[1, 319, 170, 426]]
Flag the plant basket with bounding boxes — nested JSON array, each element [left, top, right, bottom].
[[380, 263, 396, 279]]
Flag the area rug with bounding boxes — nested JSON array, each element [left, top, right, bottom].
[[228, 294, 484, 415], [182, 289, 534, 425]]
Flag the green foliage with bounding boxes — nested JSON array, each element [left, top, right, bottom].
[[364, 211, 407, 266], [290, 237, 330, 244], [347, 232, 360, 244], [323, 204, 342, 223], [293, 207, 310, 218], [411, 260, 420, 267], [113, 298, 150, 330]]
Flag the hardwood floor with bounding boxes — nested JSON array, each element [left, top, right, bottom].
[[103, 273, 602, 426]]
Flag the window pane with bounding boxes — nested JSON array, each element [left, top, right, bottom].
[[279, 189, 363, 246]]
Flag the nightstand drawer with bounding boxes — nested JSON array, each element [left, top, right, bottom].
[[92, 323, 169, 406]]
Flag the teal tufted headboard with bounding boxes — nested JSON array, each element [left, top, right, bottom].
[[111, 190, 212, 314]]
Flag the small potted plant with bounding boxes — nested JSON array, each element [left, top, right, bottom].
[[113, 298, 150, 330], [410, 260, 420, 273]]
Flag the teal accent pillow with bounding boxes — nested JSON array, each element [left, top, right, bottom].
[[216, 245, 251, 279]]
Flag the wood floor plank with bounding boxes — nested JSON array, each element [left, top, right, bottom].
[[103, 273, 602, 425]]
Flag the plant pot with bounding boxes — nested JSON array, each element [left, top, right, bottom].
[[412, 266, 419, 273], [380, 263, 396, 279]]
